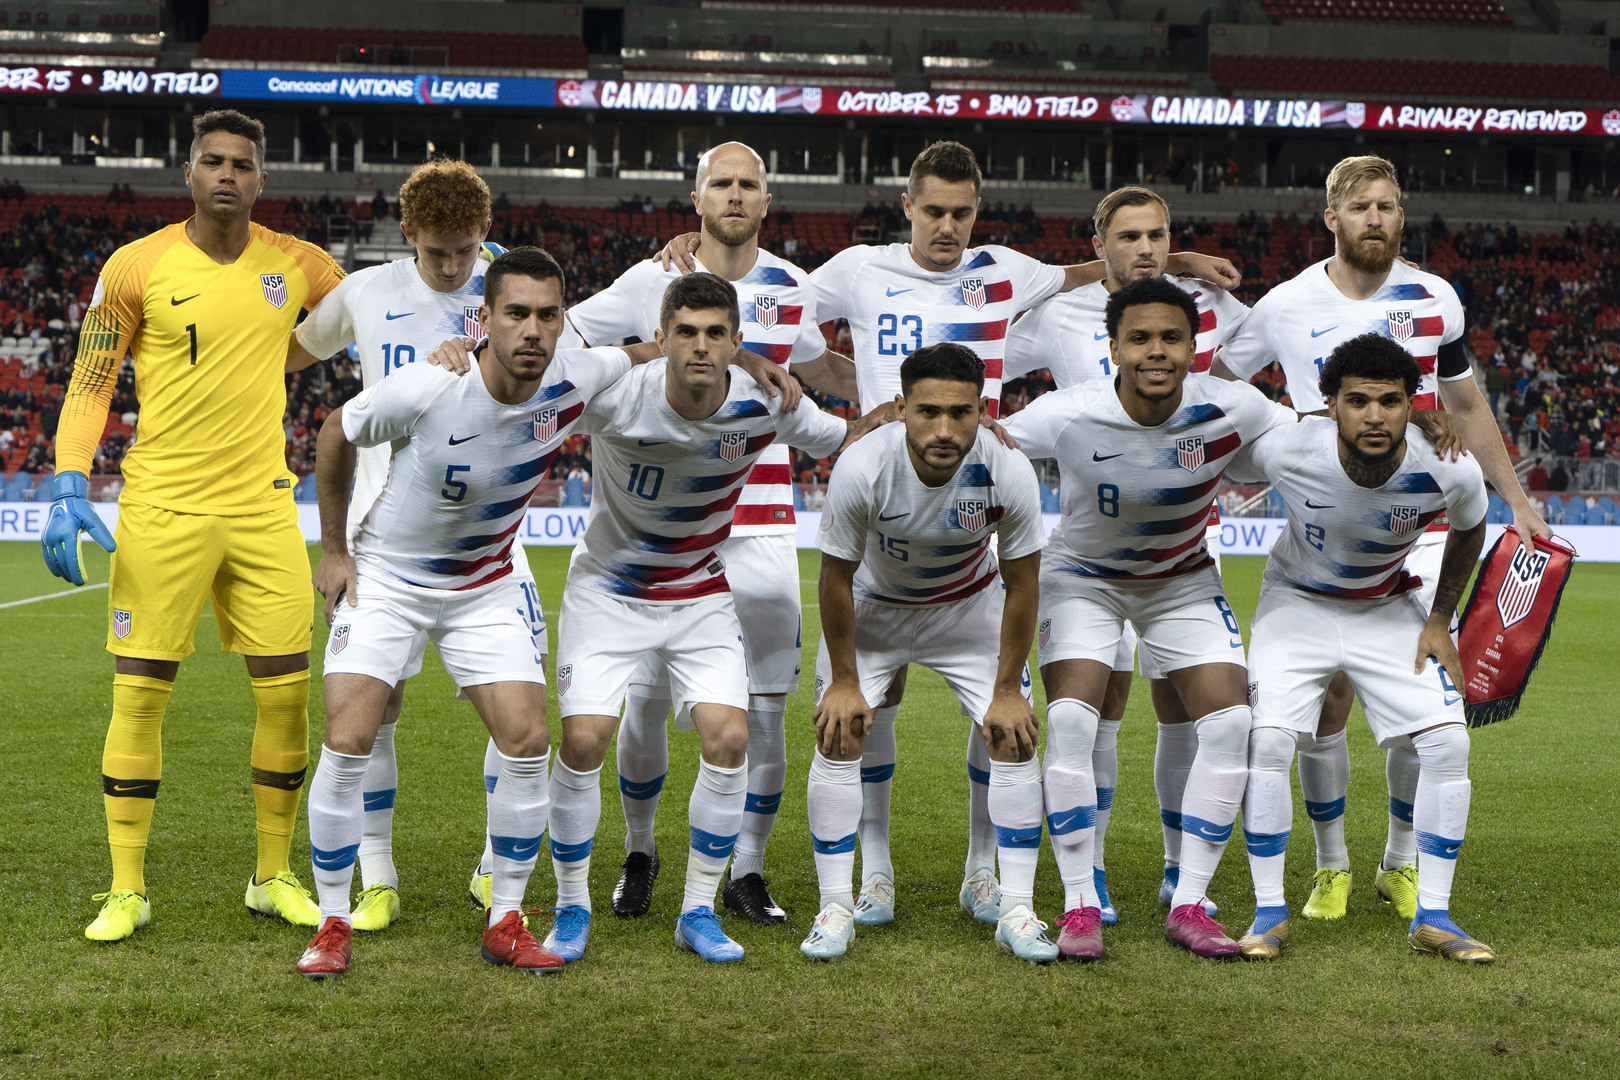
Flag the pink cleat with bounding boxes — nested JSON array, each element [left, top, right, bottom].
[[1055, 907, 1105, 963], [1165, 903, 1241, 960]]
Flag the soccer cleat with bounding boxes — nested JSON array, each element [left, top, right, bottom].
[[1054, 906, 1105, 963], [1301, 868, 1352, 920], [467, 865, 492, 912], [995, 905, 1059, 964], [85, 890, 150, 942], [1375, 863, 1420, 922], [853, 872, 895, 926], [482, 910, 565, 973], [675, 907, 745, 962], [1158, 866, 1218, 917], [1165, 904, 1242, 960], [799, 902, 856, 961], [244, 871, 320, 927], [1094, 867, 1118, 926], [541, 905, 591, 962], [1409, 910, 1496, 964], [610, 850, 659, 919], [350, 884, 400, 932], [1238, 908, 1291, 961], [721, 868, 787, 924], [296, 917, 352, 979], [958, 867, 1001, 924]]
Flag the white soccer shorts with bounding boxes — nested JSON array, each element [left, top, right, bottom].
[[1135, 524, 1223, 680], [627, 532, 802, 697], [812, 583, 1030, 724], [323, 571, 547, 690], [554, 585, 749, 719], [1405, 529, 1447, 615], [1247, 582, 1465, 747], [1037, 561, 1247, 675]]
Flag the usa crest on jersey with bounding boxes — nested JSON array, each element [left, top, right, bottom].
[[719, 430, 747, 463], [1039, 618, 1052, 648], [961, 277, 986, 310], [463, 305, 484, 339], [1388, 310, 1414, 342], [261, 274, 288, 309], [329, 623, 349, 654], [533, 407, 558, 442], [956, 498, 988, 531], [1496, 544, 1550, 629], [754, 294, 779, 330], [557, 664, 572, 694], [1389, 504, 1422, 535], [1177, 436, 1205, 471], [112, 608, 132, 639]]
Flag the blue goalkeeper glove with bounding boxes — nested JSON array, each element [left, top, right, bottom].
[[41, 470, 116, 586]]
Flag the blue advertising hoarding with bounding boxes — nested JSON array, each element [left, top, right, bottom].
[[218, 69, 556, 108]]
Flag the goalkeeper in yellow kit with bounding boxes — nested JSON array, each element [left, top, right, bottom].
[[43, 110, 347, 940]]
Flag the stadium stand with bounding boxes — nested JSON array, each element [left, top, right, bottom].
[[1212, 54, 1620, 99], [1259, 0, 1514, 24], [197, 25, 586, 70], [707, 0, 1086, 10]]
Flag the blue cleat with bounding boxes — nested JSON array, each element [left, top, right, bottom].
[[675, 907, 745, 962], [1158, 865, 1218, 918], [1094, 867, 1118, 926], [958, 867, 1001, 924], [542, 905, 591, 962]]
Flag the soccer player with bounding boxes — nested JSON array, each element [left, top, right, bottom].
[[1003, 185, 1249, 924], [1001, 276, 1298, 959], [803, 343, 1049, 963], [287, 158, 520, 931], [295, 247, 618, 978], [43, 110, 346, 940], [1214, 154, 1547, 922], [1231, 334, 1492, 963], [543, 273, 851, 963]]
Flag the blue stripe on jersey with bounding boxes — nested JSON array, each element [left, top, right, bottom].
[[934, 321, 1005, 342], [911, 550, 987, 578], [1141, 475, 1222, 506], [653, 490, 743, 522], [534, 379, 579, 404], [496, 446, 563, 486], [714, 399, 770, 419], [963, 250, 997, 271], [624, 520, 730, 554], [1168, 402, 1227, 429], [1388, 471, 1443, 494], [667, 464, 752, 493], [741, 339, 792, 363], [957, 463, 990, 486], [1323, 556, 1407, 579], [1128, 506, 1213, 536], [1373, 282, 1433, 302], [740, 265, 796, 286], [475, 490, 536, 521], [923, 540, 984, 557], [1346, 536, 1416, 555]]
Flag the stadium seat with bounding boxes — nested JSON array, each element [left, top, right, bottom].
[[293, 473, 318, 503], [1564, 497, 1587, 526], [1485, 492, 1508, 525], [4, 470, 31, 501], [1597, 497, 1617, 526], [31, 469, 54, 502], [1545, 495, 1565, 524]]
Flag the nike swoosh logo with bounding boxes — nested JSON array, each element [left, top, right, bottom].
[[170, 294, 199, 306], [507, 838, 543, 858], [111, 784, 146, 792], [1304, 499, 1335, 509], [878, 511, 908, 521], [385, 311, 414, 320], [1310, 326, 1338, 338], [1093, 451, 1123, 461], [1094, 330, 1109, 340], [885, 286, 913, 297], [1190, 822, 1228, 839], [702, 840, 730, 854], [1047, 811, 1082, 832], [637, 439, 667, 447], [1443, 696, 1462, 707], [1230, 640, 1244, 649], [448, 434, 480, 446]]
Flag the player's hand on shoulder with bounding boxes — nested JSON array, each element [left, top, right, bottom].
[[1412, 408, 1464, 461], [313, 548, 360, 626], [657, 232, 702, 274], [981, 690, 1038, 760], [736, 348, 802, 411], [845, 401, 898, 449], [813, 682, 871, 759], [1167, 251, 1241, 290], [980, 412, 1019, 451], [426, 336, 479, 376]]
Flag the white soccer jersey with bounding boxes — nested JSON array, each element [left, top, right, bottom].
[[570, 359, 847, 603], [1003, 374, 1296, 580], [817, 424, 1045, 607], [1004, 274, 1249, 388], [810, 243, 1066, 417], [1231, 417, 1486, 599], [296, 256, 489, 545], [342, 347, 630, 591], [567, 251, 827, 537], [1218, 258, 1469, 413]]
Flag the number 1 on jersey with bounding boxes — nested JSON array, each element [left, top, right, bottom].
[[186, 323, 198, 365]]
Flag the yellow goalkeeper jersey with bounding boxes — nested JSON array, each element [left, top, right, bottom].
[[57, 219, 346, 515]]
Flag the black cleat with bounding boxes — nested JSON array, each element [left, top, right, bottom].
[[611, 850, 659, 918], [721, 868, 788, 924]]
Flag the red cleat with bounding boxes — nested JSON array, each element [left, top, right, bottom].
[[1055, 906, 1105, 963], [296, 917, 352, 979], [482, 910, 566, 974], [1165, 904, 1242, 960]]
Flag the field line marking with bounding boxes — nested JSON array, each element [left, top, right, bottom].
[[0, 582, 108, 609]]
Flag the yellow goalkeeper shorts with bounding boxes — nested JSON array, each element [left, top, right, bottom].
[[106, 500, 313, 660]]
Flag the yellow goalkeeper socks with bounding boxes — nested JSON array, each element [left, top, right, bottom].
[[103, 674, 172, 895], [249, 669, 311, 883]]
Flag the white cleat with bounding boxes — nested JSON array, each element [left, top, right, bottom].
[[852, 872, 895, 926], [959, 867, 1001, 924], [995, 904, 1059, 964], [800, 902, 856, 961]]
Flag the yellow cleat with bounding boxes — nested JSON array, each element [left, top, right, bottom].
[[244, 871, 320, 927], [1301, 868, 1352, 919], [351, 883, 400, 932], [1410, 918, 1496, 964], [468, 865, 492, 911], [1238, 918, 1289, 961], [1375, 864, 1420, 922], [86, 890, 150, 942]]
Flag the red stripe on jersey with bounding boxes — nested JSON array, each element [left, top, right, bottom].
[[1413, 392, 1436, 410], [733, 503, 796, 526], [619, 574, 731, 602], [742, 342, 793, 363], [1198, 309, 1217, 333], [617, 552, 723, 585], [1413, 354, 1437, 375], [771, 304, 804, 326], [1302, 569, 1420, 600], [1193, 348, 1215, 373], [983, 356, 1004, 381], [1203, 430, 1243, 464], [746, 462, 792, 485], [1412, 315, 1445, 338], [876, 567, 1000, 607], [984, 280, 1014, 303], [454, 563, 514, 592]]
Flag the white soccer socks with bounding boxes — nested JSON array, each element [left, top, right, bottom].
[[965, 726, 999, 877], [988, 754, 1044, 914], [1043, 698, 1101, 913], [1243, 726, 1300, 912], [807, 751, 861, 911], [1384, 741, 1421, 870], [617, 686, 672, 857], [1154, 720, 1199, 869], [1410, 724, 1472, 917], [548, 757, 602, 911], [357, 720, 399, 891], [732, 696, 787, 880], [478, 738, 499, 875], [858, 705, 898, 884], [1298, 729, 1351, 872], [684, 757, 747, 914], [1171, 706, 1251, 911], [1092, 718, 1121, 872], [488, 749, 549, 923], [308, 745, 370, 923]]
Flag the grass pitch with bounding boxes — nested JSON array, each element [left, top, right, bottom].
[[1, 541, 1617, 1079]]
